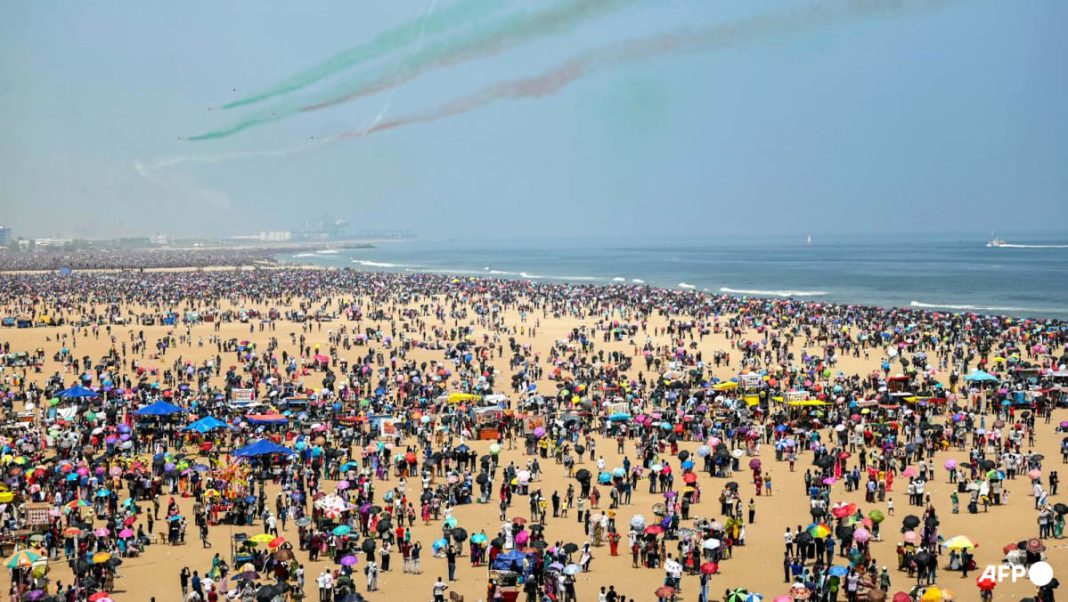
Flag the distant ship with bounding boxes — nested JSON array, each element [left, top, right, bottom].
[[986, 238, 1007, 248]]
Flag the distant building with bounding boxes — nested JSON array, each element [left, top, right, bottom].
[[0, 226, 10, 247], [34, 238, 73, 249], [258, 231, 292, 242]]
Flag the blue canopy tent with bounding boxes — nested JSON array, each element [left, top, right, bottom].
[[964, 370, 999, 383], [233, 439, 295, 458], [56, 385, 99, 399], [133, 400, 184, 416], [185, 416, 232, 433], [245, 414, 289, 426], [491, 549, 532, 575]]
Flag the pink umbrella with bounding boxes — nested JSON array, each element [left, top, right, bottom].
[[902, 466, 917, 477], [515, 531, 530, 545], [902, 531, 918, 544], [337, 480, 350, 491], [822, 477, 837, 485], [853, 527, 871, 543], [93, 528, 109, 537], [1028, 469, 1041, 480], [944, 459, 957, 470], [118, 529, 134, 538]]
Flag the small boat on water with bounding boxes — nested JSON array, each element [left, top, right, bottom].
[[986, 238, 1007, 248]]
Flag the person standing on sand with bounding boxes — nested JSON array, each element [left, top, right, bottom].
[[433, 577, 448, 602]]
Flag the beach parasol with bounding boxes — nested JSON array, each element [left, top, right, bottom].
[[5, 549, 43, 569], [942, 535, 977, 550]]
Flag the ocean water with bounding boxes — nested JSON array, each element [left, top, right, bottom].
[[279, 235, 1068, 320]]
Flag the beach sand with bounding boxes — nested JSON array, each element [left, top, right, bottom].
[[1, 291, 1063, 602]]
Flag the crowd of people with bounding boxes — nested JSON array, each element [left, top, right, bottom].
[[0, 268, 1065, 602]]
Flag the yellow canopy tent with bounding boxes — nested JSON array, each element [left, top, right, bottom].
[[786, 399, 829, 407], [448, 393, 481, 404]]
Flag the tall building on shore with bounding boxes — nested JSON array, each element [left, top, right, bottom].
[[0, 226, 11, 248]]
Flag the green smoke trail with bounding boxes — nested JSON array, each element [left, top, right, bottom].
[[189, 0, 639, 141], [301, 0, 640, 112], [328, 0, 958, 143], [223, 0, 508, 110]]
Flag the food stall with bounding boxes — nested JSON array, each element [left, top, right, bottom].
[[488, 549, 533, 602], [474, 406, 503, 440]]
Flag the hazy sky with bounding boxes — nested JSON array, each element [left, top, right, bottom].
[[1, 0, 1066, 239]]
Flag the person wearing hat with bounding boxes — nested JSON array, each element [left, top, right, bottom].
[[880, 566, 891, 591]]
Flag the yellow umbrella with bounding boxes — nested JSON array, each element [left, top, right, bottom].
[[920, 586, 943, 602], [942, 535, 977, 550], [249, 533, 275, 544], [0, 491, 14, 503], [92, 551, 111, 563]]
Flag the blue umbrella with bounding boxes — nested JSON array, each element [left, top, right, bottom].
[[828, 565, 849, 577]]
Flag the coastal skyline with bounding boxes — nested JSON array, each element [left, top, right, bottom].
[[2, 0, 1067, 238]]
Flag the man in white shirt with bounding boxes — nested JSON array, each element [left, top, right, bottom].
[[317, 570, 328, 601], [433, 577, 449, 602]]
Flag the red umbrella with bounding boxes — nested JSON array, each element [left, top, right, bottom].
[[512, 517, 528, 525], [976, 575, 997, 591], [700, 561, 718, 575], [644, 525, 664, 535], [683, 473, 698, 484], [831, 502, 856, 519], [892, 593, 911, 602], [655, 586, 676, 598]]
